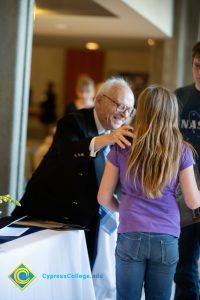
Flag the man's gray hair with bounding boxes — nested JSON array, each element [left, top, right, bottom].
[[95, 77, 132, 98]]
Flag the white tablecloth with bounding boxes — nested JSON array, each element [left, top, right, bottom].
[[0, 229, 96, 300], [92, 222, 117, 300]]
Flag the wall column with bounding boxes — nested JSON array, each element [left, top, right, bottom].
[[0, 0, 34, 214], [163, 0, 200, 90]]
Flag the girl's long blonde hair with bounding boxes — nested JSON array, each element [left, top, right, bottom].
[[126, 85, 190, 198]]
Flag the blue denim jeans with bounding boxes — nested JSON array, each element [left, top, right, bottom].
[[116, 232, 179, 300]]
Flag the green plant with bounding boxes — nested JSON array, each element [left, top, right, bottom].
[[0, 195, 21, 214]]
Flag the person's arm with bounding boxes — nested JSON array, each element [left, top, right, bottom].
[[179, 165, 200, 209], [94, 125, 133, 152], [97, 161, 119, 211]]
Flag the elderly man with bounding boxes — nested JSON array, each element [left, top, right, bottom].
[[13, 77, 134, 299]]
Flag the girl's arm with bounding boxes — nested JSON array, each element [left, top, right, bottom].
[[97, 161, 119, 212], [179, 165, 200, 209]]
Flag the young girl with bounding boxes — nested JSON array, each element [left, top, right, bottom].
[[98, 85, 200, 300]]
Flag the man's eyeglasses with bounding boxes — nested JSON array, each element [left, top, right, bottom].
[[192, 62, 200, 71], [102, 94, 134, 116]]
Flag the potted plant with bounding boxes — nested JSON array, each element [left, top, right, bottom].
[[0, 195, 21, 214]]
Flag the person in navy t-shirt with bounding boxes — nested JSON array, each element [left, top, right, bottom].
[[174, 41, 200, 300]]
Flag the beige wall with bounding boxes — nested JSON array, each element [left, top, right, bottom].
[[30, 46, 150, 114], [104, 49, 150, 77], [30, 47, 65, 117]]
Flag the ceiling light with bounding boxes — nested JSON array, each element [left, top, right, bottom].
[[147, 39, 155, 46], [34, 4, 52, 16], [85, 42, 99, 50]]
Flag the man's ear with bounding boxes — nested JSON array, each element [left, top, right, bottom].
[[95, 94, 101, 105]]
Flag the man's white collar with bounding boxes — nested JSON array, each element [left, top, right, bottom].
[[93, 109, 106, 134]]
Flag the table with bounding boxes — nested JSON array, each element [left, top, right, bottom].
[[0, 229, 96, 300], [92, 225, 117, 300]]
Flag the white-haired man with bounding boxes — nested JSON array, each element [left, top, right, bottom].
[[13, 77, 134, 299]]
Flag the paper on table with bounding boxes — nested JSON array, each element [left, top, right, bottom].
[[16, 219, 88, 230], [16, 219, 69, 229], [0, 226, 29, 237], [0, 215, 28, 229]]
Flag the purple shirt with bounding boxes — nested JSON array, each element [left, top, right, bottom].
[[107, 143, 194, 237]]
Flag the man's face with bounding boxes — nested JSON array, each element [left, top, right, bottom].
[[192, 55, 200, 90], [95, 85, 134, 130]]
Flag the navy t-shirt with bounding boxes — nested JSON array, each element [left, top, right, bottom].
[[176, 84, 200, 173]]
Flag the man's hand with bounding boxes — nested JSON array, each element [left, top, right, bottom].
[[94, 125, 134, 152], [107, 125, 134, 149]]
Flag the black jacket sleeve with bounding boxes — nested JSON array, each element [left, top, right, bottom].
[[12, 110, 99, 227], [54, 113, 93, 161]]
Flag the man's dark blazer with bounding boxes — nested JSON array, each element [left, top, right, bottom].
[[12, 108, 100, 227]]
